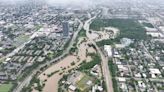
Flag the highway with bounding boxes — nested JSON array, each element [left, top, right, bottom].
[[94, 43, 114, 92], [13, 19, 83, 92], [83, 15, 114, 92]]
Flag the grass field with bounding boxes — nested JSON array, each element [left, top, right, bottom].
[[14, 34, 30, 46], [76, 74, 94, 91], [0, 83, 13, 92]]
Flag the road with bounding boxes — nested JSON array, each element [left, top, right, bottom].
[[116, 77, 164, 83], [13, 19, 83, 92], [83, 16, 114, 92], [140, 41, 157, 62]]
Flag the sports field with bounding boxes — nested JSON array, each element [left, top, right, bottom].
[[76, 74, 94, 91]]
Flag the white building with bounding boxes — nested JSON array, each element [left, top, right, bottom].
[[149, 68, 161, 78], [104, 45, 112, 57], [138, 81, 146, 90], [118, 78, 126, 82], [146, 32, 163, 38], [68, 85, 76, 92]]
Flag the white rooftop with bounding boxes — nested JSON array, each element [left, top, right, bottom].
[[118, 78, 126, 82], [138, 81, 146, 88], [68, 85, 76, 91], [149, 68, 161, 74], [86, 80, 92, 85], [104, 45, 112, 57]]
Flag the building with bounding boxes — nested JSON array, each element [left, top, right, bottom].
[[104, 45, 112, 57], [62, 21, 69, 37], [149, 68, 161, 78], [68, 85, 76, 92]]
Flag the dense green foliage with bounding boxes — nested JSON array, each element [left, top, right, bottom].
[[142, 22, 154, 28], [96, 39, 113, 47], [69, 47, 77, 53], [108, 60, 117, 77], [96, 38, 120, 47], [78, 28, 86, 37], [78, 53, 101, 70], [112, 79, 119, 92], [47, 70, 60, 77], [90, 19, 147, 40]]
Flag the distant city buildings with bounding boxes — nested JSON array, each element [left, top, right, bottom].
[[62, 21, 69, 38]]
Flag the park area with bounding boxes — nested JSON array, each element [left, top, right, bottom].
[[76, 74, 94, 92], [90, 19, 147, 40], [0, 83, 13, 92]]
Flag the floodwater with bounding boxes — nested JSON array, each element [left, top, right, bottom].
[[32, 37, 96, 92]]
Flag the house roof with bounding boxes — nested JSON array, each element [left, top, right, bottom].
[[69, 85, 76, 91]]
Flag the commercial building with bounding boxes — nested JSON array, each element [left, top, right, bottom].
[[62, 21, 69, 37], [104, 45, 112, 57]]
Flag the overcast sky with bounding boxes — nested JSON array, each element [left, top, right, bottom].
[[0, 0, 163, 6], [0, 0, 103, 8]]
